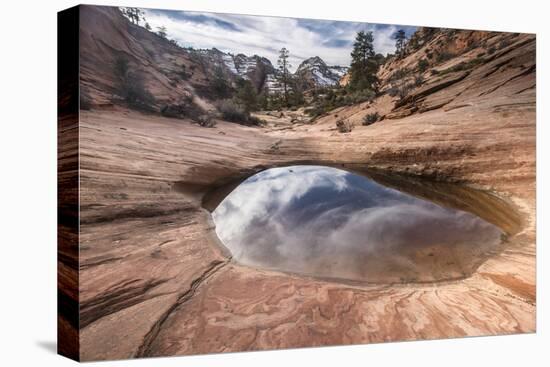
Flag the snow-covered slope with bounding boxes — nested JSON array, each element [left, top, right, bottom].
[[295, 56, 348, 88], [194, 50, 347, 93], [196, 48, 276, 91]]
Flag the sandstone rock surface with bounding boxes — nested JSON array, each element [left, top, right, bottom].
[[71, 6, 536, 361]]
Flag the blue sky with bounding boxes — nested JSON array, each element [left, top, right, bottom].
[[142, 8, 416, 70]]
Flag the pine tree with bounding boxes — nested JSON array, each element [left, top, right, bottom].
[[277, 48, 292, 106], [156, 26, 167, 39], [394, 29, 407, 57], [258, 85, 269, 110], [122, 7, 144, 25], [235, 79, 258, 112], [288, 78, 305, 107], [209, 66, 231, 99], [349, 31, 379, 92]]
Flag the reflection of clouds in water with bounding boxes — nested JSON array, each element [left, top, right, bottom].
[[213, 166, 503, 282], [213, 166, 348, 246]]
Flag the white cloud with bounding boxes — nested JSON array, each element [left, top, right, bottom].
[[142, 9, 414, 70], [213, 165, 349, 244]]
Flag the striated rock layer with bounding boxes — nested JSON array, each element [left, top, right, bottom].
[[74, 6, 536, 362], [78, 65, 535, 363]]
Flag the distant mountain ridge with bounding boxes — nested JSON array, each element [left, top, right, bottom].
[[196, 48, 276, 91], [295, 56, 348, 89], [201, 48, 347, 92]]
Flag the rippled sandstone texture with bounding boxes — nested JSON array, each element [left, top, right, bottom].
[[66, 6, 536, 361]]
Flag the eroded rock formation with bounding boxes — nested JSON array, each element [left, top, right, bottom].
[[67, 6, 536, 361]]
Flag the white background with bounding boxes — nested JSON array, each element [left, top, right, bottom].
[[0, 0, 547, 365]]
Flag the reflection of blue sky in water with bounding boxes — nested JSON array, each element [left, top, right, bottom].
[[213, 166, 503, 283]]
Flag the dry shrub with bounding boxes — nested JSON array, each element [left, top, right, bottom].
[[336, 118, 354, 133]]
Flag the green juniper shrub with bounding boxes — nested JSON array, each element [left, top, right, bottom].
[[417, 58, 429, 73], [217, 99, 248, 122], [414, 74, 424, 87], [362, 112, 380, 126], [113, 56, 155, 112], [435, 51, 454, 63]]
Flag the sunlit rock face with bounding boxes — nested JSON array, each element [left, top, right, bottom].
[[212, 166, 503, 283]]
